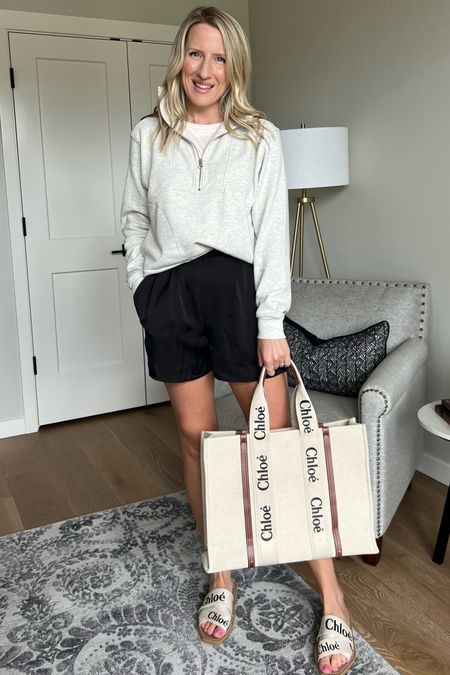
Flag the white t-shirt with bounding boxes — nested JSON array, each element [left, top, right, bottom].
[[184, 120, 223, 156]]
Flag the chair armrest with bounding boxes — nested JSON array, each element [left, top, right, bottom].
[[358, 337, 428, 417]]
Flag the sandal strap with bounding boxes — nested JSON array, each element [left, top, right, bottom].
[[317, 615, 354, 661], [198, 587, 235, 632]]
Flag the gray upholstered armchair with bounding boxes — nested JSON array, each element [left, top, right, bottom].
[[214, 278, 430, 564]]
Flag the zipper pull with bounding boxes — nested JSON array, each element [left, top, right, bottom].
[[198, 158, 203, 191]]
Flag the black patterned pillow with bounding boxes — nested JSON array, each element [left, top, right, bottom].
[[283, 316, 390, 397]]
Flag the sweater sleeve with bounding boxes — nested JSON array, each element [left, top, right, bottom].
[[251, 124, 292, 339], [120, 131, 150, 294]]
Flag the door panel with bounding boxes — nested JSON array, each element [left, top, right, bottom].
[[38, 58, 117, 240], [10, 33, 153, 424], [128, 41, 173, 126], [53, 269, 124, 371]]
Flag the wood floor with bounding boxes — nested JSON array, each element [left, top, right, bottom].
[[0, 402, 449, 675]]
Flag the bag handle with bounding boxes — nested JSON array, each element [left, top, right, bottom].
[[246, 363, 331, 564], [249, 363, 319, 440]]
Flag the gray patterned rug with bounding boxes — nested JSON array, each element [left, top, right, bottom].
[[0, 492, 398, 675]]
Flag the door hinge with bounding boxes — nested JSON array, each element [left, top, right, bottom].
[[33, 356, 37, 375], [22, 216, 27, 237], [9, 67, 15, 89]]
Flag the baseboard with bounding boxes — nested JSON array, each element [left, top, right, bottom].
[[417, 452, 450, 486], [0, 417, 26, 439]]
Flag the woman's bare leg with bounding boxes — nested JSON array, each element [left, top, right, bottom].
[[165, 371, 217, 542], [230, 374, 350, 673], [165, 371, 233, 640]]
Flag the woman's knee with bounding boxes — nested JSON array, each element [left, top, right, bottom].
[[166, 372, 218, 458], [178, 422, 204, 459]]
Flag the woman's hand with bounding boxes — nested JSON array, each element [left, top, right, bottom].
[[257, 338, 291, 376]]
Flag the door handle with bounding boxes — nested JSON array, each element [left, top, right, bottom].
[[111, 243, 126, 256]]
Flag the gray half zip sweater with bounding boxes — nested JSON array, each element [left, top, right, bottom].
[[120, 91, 291, 339]]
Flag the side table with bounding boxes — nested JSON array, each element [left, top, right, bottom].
[[417, 401, 450, 564]]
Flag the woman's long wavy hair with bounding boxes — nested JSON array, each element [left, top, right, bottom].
[[150, 6, 267, 151]]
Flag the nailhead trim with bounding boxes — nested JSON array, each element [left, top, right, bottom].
[[292, 278, 429, 339], [358, 388, 389, 537]]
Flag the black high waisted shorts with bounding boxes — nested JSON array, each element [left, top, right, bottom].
[[132, 249, 288, 383]]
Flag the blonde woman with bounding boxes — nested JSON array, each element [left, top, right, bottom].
[[121, 6, 354, 674]]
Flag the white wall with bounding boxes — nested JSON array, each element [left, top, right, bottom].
[[249, 0, 450, 483], [0, 1, 248, 433], [0, 0, 249, 27]]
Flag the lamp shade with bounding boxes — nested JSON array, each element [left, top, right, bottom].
[[280, 127, 349, 190]]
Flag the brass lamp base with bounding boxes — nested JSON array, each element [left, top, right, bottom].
[[290, 190, 331, 279]]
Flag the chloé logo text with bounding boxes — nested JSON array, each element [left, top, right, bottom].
[[253, 405, 266, 440], [259, 504, 273, 541], [256, 453, 269, 491], [299, 400, 315, 433], [305, 446, 320, 483], [310, 496, 324, 533]]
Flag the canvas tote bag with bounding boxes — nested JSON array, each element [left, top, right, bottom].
[[201, 362, 379, 573]]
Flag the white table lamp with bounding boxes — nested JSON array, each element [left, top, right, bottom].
[[280, 125, 349, 277]]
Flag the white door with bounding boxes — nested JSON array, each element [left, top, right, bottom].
[[128, 41, 173, 126], [10, 33, 168, 425], [127, 41, 174, 400]]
